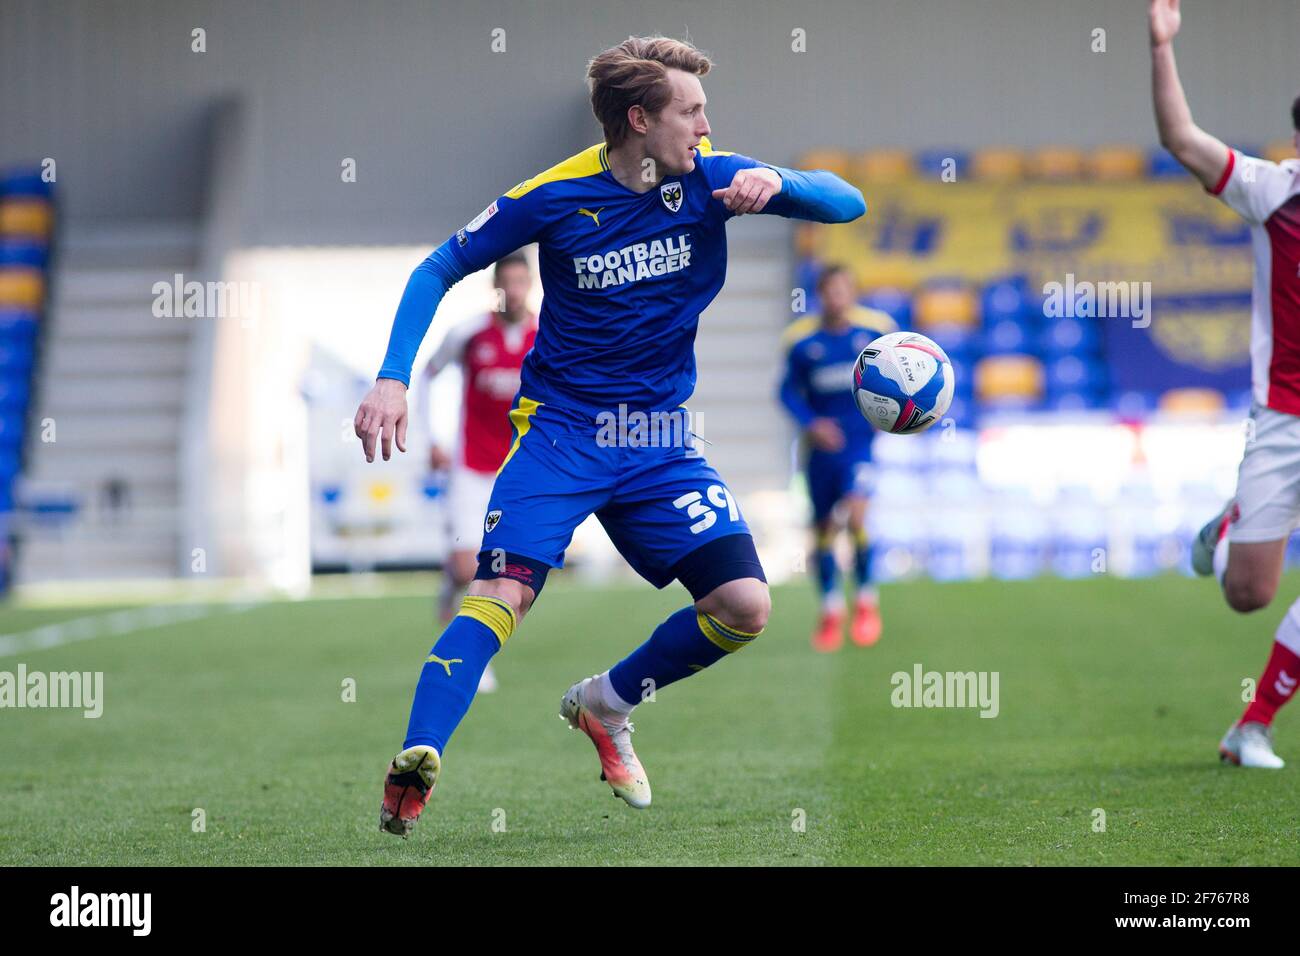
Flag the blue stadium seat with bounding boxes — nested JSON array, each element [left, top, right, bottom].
[[1040, 315, 1100, 356], [913, 149, 969, 180], [0, 168, 53, 199], [1046, 388, 1106, 412], [0, 239, 48, 270], [980, 276, 1035, 324], [1046, 354, 1106, 392], [0, 345, 34, 371], [0, 377, 31, 409], [1148, 148, 1189, 178], [860, 287, 912, 328], [985, 317, 1035, 355]]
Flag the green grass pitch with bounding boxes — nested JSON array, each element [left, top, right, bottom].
[[2, 571, 1298, 866]]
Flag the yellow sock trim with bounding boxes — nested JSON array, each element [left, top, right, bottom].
[[852, 527, 869, 548], [815, 528, 837, 550], [458, 595, 517, 647], [696, 611, 763, 654]]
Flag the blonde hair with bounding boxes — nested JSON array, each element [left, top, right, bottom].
[[586, 36, 713, 148]]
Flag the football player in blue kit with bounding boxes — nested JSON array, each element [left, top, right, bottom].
[[354, 36, 865, 836], [779, 264, 897, 651]]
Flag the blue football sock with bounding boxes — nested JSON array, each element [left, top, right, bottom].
[[852, 526, 873, 590], [814, 528, 839, 601], [403, 595, 515, 754], [608, 605, 760, 706]]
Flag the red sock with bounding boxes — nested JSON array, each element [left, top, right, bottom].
[[1241, 640, 1300, 726]]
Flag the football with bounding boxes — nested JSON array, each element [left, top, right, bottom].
[[853, 331, 955, 434]]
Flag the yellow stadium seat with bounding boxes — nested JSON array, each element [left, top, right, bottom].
[[1087, 146, 1145, 180], [975, 355, 1045, 402], [0, 267, 44, 308], [1157, 388, 1225, 415], [1027, 147, 1086, 180], [0, 199, 53, 240], [914, 284, 977, 329], [798, 149, 852, 179], [854, 150, 912, 182], [794, 223, 818, 257], [970, 148, 1024, 181], [1264, 141, 1296, 164]]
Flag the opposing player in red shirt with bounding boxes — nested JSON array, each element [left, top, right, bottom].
[[1151, 0, 1300, 767], [420, 252, 537, 691]]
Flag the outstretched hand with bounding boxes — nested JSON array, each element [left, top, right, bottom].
[[1149, 0, 1181, 47]]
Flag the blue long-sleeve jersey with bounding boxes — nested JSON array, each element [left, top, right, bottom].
[[779, 307, 899, 452], [378, 139, 865, 415]]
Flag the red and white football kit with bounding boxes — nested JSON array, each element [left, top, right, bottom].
[[423, 312, 537, 550], [1210, 149, 1300, 543]]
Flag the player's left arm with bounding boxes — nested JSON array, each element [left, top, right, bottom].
[[706, 153, 865, 223]]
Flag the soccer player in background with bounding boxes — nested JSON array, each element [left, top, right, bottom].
[[416, 252, 538, 694], [355, 35, 865, 836], [1150, 0, 1300, 768], [779, 264, 896, 651]]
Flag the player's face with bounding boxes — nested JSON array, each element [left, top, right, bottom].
[[495, 263, 532, 316], [644, 70, 711, 177], [820, 271, 857, 319]]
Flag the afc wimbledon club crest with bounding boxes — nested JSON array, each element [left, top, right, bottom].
[[484, 510, 502, 533], [660, 181, 683, 213]]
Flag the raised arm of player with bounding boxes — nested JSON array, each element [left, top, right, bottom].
[[1149, 0, 1230, 190], [355, 187, 542, 462], [711, 164, 866, 222], [703, 146, 865, 223]]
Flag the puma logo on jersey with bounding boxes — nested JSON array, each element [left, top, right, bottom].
[[425, 654, 463, 677], [577, 207, 605, 228]]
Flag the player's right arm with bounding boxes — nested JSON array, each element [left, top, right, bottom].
[[354, 186, 544, 462], [1149, 0, 1231, 191]]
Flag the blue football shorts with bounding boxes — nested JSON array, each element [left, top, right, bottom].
[[473, 396, 766, 599]]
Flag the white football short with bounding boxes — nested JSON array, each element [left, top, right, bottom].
[[446, 464, 497, 553], [1230, 404, 1300, 543]]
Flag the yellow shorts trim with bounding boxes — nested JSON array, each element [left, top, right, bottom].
[[497, 396, 542, 477]]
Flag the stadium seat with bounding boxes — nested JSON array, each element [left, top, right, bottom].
[[798, 149, 852, 179], [1026, 147, 1085, 180], [914, 281, 977, 330], [860, 286, 913, 328], [980, 276, 1035, 324], [0, 169, 53, 199], [1157, 387, 1225, 415], [0, 267, 43, 309], [970, 148, 1024, 181], [1086, 146, 1145, 180], [1147, 148, 1189, 178], [854, 150, 913, 182], [1265, 141, 1297, 164], [1046, 354, 1106, 392], [985, 317, 1033, 354], [0, 239, 48, 270], [0, 199, 53, 241], [1040, 316, 1100, 356], [974, 353, 1045, 406], [914, 149, 969, 180]]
